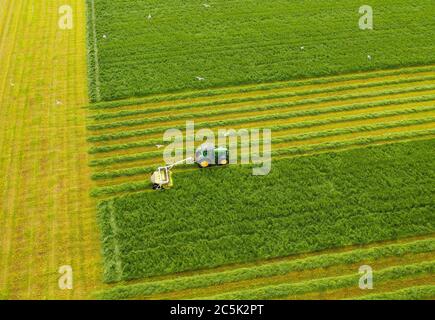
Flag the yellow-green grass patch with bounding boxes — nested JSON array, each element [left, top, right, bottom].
[[0, 0, 103, 299]]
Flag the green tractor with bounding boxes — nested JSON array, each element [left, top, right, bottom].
[[150, 144, 229, 190], [195, 143, 229, 168]]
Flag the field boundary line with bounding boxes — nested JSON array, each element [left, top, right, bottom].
[[88, 0, 102, 102]]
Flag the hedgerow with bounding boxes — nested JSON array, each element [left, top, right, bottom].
[[97, 139, 435, 281], [94, 238, 434, 299]]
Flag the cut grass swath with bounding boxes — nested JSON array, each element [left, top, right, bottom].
[[203, 261, 435, 300], [94, 238, 434, 300], [87, 86, 435, 132], [354, 285, 435, 300], [89, 116, 435, 169], [87, 65, 435, 111], [89, 75, 435, 121]]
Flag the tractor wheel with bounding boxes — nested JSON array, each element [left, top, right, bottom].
[[152, 184, 161, 190], [199, 161, 209, 168]]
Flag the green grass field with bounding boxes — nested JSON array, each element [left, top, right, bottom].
[[87, 0, 435, 101], [0, 0, 102, 299], [98, 140, 435, 282], [85, 0, 435, 300], [1, 0, 434, 300], [95, 238, 434, 299]]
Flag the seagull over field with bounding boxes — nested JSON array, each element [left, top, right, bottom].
[[203, 3, 211, 8], [367, 54, 372, 60], [102, 34, 107, 39], [56, 100, 63, 106], [300, 46, 305, 50], [196, 76, 205, 81], [156, 144, 164, 149], [147, 13, 152, 20]]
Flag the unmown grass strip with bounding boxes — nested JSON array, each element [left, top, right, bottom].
[[93, 239, 434, 299], [88, 65, 435, 110]]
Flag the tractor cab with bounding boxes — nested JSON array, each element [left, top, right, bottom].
[[195, 143, 229, 168]]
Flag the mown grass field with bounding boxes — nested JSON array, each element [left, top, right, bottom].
[[0, 1, 102, 299], [87, 0, 435, 101]]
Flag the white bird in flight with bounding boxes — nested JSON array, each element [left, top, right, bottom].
[[147, 13, 152, 20], [203, 3, 211, 8], [156, 144, 164, 149], [196, 76, 205, 81]]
